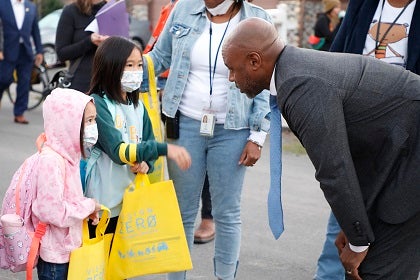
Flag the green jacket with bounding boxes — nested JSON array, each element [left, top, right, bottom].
[[92, 93, 167, 169]]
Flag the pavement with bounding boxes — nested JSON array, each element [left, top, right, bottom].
[[0, 95, 332, 280]]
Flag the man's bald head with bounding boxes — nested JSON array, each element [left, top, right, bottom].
[[223, 17, 283, 56], [222, 17, 284, 98]]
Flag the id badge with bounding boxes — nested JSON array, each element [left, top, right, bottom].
[[200, 113, 215, 137]]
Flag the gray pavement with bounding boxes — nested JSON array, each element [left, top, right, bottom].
[[0, 96, 331, 280]]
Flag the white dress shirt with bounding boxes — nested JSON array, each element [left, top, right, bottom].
[[11, 0, 25, 30]]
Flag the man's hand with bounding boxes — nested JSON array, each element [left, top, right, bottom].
[[335, 230, 368, 280], [167, 144, 191, 170], [34, 53, 43, 66], [0, 51, 4, 60], [238, 141, 261, 166]]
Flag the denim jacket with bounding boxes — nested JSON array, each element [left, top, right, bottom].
[[144, 0, 271, 132]]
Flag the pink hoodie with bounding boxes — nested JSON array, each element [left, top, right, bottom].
[[32, 88, 96, 263]]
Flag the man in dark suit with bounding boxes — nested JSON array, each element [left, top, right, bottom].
[[222, 17, 420, 279], [0, 0, 43, 124]]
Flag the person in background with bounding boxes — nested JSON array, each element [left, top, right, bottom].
[[55, 0, 109, 93], [314, 0, 419, 279], [143, 0, 216, 245], [85, 36, 191, 236], [313, 0, 342, 51], [0, 0, 43, 124], [146, 1, 271, 279], [222, 17, 420, 280], [32, 88, 102, 280]]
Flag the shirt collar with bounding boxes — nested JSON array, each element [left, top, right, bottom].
[[12, 0, 24, 5]]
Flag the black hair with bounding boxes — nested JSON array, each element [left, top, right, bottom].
[[87, 36, 142, 107]]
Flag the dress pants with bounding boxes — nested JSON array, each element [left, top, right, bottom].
[[0, 44, 32, 116]]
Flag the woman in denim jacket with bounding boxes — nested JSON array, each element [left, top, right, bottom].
[[146, 0, 271, 279]]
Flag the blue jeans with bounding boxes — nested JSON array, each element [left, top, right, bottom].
[[167, 115, 248, 280], [314, 212, 344, 280], [36, 258, 69, 280]]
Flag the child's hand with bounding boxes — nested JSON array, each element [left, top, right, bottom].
[[130, 161, 149, 174], [88, 200, 101, 225], [0, 52, 3, 60], [167, 144, 191, 170]]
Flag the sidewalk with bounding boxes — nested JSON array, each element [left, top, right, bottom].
[[0, 98, 329, 280]]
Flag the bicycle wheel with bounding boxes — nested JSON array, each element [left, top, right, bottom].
[[7, 66, 49, 110]]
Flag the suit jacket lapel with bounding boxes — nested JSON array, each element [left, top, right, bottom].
[[4, 0, 22, 30], [21, 1, 33, 31]]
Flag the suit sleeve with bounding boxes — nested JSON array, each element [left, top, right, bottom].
[[280, 77, 375, 246], [31, 5, 42, 54]]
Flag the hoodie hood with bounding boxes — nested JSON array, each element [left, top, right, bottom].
[[42, 88, 93, 165]]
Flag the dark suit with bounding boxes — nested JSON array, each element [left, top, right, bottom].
[[0, 0, 42, 116], [276, 46, 420, 278]]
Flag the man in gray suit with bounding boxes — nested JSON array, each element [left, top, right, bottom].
[[222, 17, 420, 279]]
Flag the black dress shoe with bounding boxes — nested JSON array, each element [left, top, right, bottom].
[[14, 116, 29, 124]]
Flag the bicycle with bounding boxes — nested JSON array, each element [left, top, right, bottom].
[[6, 64, 53, 110]]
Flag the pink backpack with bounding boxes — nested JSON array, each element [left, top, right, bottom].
[[0, 151, 47, 280]]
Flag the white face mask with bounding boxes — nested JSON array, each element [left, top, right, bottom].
[[83, 123, 98, 149], [206, 0, 235, 16], [121, 70, 143, 92]]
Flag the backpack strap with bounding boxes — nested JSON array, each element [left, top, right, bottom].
[[13, 153, 47, 280], [26, 222, 47, 280], [83, 96, 116, 190], [25, 147, 63, 280], [103, 94, 116, 121], [15, 159, 30, 217]]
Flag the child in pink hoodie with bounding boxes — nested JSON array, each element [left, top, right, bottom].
[[32, 88, 101, 279]]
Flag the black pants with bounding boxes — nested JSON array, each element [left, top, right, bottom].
[[347, 211, 420, 279], [201, 174, 213, 219]]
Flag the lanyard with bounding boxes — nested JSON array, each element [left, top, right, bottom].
[[208, 16, 232, 97], [375, 0, 414, 50]]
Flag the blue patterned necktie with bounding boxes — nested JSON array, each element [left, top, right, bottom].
[[268, 94, 284, 239]]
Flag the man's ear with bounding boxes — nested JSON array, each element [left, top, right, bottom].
[[247, 51, 262, 70]]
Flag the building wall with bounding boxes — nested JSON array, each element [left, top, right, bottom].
[[140, 0, 348, 48], [148, 0, 279, 29]]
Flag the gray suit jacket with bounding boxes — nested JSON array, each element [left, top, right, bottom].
[[275, 46, 420, 246]]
